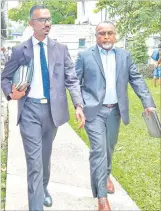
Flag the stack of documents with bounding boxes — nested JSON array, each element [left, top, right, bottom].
[[12, 59, 33, 91]]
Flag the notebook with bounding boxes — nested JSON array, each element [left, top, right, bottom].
[[12, 59, 34, 91], [142, 110, 161, 138]]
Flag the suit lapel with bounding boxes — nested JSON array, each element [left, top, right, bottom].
[[47, 38, 56, 80], [115, 47, 122, 81], [23, 38, 34, 62], [24, 37, 57, 80], [92, 45, 105, 78]]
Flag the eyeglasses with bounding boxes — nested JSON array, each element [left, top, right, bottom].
[[31, 18, 52, 24], [97, 31, 116, 37]]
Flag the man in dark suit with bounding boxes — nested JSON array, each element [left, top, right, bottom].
[[1, 5, 85, 211], [75, 21, 155, 211]]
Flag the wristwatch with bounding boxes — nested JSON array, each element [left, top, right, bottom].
[[76, 104, 84, 109], [7, 93, 12, 101]]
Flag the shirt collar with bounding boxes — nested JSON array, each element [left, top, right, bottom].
[[32, 36, 48, 47], [97, 44, 115, 55]]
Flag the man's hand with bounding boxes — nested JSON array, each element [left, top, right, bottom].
[[75, 106, 86, 128], [9, 85, 26, 100], [144, 107, 156, 117]]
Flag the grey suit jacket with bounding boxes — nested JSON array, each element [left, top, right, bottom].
[[1, 37, 83, 127], [75, 45, 155, 125]]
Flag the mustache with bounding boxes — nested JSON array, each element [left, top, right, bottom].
[[43, 26, 50, 30]]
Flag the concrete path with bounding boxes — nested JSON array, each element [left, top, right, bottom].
[[5, 101, 140, 210]]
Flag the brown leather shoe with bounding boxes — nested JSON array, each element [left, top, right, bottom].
[[107, 177, 115, 194], [98, 197, 111, 211]]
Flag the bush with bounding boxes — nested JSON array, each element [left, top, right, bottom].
[[139, 64, 155, 79]]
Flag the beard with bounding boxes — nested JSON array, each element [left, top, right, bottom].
[[102, 43, 113, 50]]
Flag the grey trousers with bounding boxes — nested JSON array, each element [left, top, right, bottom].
[[19, 99, 57, 211], [85, 105, 121, 198]]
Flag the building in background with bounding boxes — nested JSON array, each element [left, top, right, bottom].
[[5, 0, 160, 62], [21, 0, 124, 60], [75, 0, 108, 25], [1, 0, 8, 46], [2, 0, 25, 48]]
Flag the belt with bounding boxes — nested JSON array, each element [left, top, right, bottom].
[[103, 103, 118, 108], [26, 97, 49, 104]]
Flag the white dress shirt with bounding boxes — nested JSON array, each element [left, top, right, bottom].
[[98, 45, 118, 104], [28, 36, 48, 99]]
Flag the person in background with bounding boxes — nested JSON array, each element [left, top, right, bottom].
[[151, 43, 161, 87], [1, 47, 7, 65], [75, 21, 156, 211], [7, 46, 12, 60]]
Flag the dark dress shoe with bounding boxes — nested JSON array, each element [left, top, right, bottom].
[[98, 197, 111, 211], [44, 189, 52, 207], [107, 177, 115, 194]]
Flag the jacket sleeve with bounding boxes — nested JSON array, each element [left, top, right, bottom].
[[75, 52, 84, 86], [128, 52, 156, 108], [1, 47, 20, 98], [64, 45, 83, 107]]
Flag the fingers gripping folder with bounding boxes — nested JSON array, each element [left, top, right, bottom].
[[12, 59, 34, 91]]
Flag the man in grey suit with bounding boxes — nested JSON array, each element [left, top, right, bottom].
[[1, 5, 85, 211], [75, 21, 155, 211]]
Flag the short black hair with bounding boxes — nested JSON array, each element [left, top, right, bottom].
[[96, 21, 116, 31], [29, 5, 48, 18]]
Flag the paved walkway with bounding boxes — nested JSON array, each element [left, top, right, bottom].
[[5, 101, 140, 210]]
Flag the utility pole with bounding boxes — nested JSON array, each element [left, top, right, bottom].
[[1, 0, 8, 42], [82, 0, 85, 16]]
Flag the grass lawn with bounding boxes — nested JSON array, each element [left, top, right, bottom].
[[68, 79, 160, 211], [1, 118, 8, 210]]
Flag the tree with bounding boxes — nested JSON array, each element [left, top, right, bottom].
[[8, 0, 77, 25], [95, 0, 161, 38], [95, 0, 161, 64], [1, 0, 7, 39], [128, 34, 149, 65]]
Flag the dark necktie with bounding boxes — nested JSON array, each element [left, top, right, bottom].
[[38, 42, 50, 99]]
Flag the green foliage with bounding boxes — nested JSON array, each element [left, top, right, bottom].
[[113, 81, 160, 211], [128, 34, 149, 65], [139, 64, 155, 79], [95, 0, 161, 38], [8, 0, 77, 25], [95, 0, 161, 65], [1, 119, 8, 210], [67, 80, 160, 211]]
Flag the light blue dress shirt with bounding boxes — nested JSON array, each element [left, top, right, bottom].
[[97, 45, 118, 104]]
